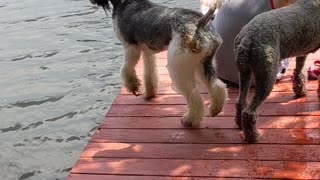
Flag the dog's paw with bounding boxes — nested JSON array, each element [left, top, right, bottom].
[[124, 78, 141, 96], [144, 92, 156, 99], [242, 129, 260, 143], [293, 83, 307, 97], [181, 113, 201, 128], [208, 104, 222, 117], [242, 127, 260, 143], [128, 86, 141, 96], [293, 71, 307, 97], [234, 103, 246, 129], [234, 116, 242, 129], [241, 111, 259, 143], [234, 110, 242, 129], [143, 88, 157, 99]]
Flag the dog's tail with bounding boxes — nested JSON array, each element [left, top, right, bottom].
[[198, 0, 224, 28]]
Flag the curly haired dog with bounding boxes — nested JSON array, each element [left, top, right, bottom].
[[90, 0, 228, 127], [234, 0, 320, 143]]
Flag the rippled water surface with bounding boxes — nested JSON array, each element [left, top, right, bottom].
[[0, 0, 199, 179]]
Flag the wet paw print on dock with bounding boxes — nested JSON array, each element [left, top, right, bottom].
[[171, 132, 185, 141]]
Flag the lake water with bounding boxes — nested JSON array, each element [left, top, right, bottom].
[[0, 0, 200, 179]]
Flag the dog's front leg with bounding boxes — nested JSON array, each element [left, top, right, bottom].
[[293, 56, 307, 97], [121, 45, 141, 96], [142, 52, 159, 99]]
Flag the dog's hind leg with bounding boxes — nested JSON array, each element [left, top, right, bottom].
[[170, 60, 203, 127], [196, 55, 227, 117], [142, 52, 158, 99], [242, 59, 279, 143], [168, 45, 204, 127], [293, 56, 307, 97], [235, 45, 253, 129], [235, 62, 252, 129], [121, 44, 141, 96]]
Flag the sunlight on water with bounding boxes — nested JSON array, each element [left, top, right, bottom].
[[0, 0, 199, 179]]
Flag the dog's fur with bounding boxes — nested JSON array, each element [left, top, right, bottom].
[[234, 0, 320, 143], [90, 0, 228, 127]]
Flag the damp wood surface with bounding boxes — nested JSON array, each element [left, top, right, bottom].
[[68, 51, 320, 179]]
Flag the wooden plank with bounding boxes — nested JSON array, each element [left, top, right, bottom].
[[90, 129, 320, 144], [113, 91, 320, 105], [71, 158, 320, 179], [68, 174, 175, 180], [135, 51, 318, 69], [135, 67, 299, 76], [68, 174, 248, 180], [119, 80, 319, 95], [81, 143, 320, 162], [138, 51, 320, 70], [132, 69, 315, 85], [141, 51, 319, 68], [99, 116, 320, 129], [106, 103, 320, 117]]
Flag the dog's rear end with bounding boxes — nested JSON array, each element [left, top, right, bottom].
[[167, 6, 227, 127], [234, 0, 320, 143], [90, 0, 227, 127]]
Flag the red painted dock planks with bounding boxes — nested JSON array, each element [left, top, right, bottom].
[[68, 51, 320, 179], [90, 129, 320, 144], [71, 158, 320, 179], [98, 116, 320, 129], [81, 143, 320, 161], [106, 103, 320, 117]]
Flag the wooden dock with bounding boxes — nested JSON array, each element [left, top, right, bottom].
[[68, 51, 320, 179]]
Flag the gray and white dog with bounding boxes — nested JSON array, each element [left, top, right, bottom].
[[90, 0, 228, 127], [234, 0, 320, 143]]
